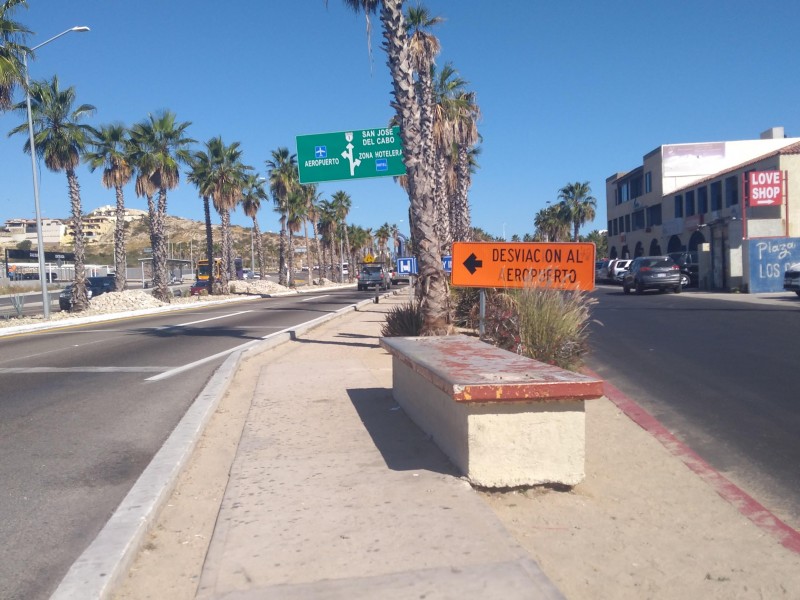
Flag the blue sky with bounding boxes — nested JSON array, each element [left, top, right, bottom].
[[3, 1, 800, 242]]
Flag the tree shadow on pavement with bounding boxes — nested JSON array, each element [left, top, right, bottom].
[[348, 388, 460, 477]]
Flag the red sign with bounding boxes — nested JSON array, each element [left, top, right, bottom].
[[748, 170, 782, 206]]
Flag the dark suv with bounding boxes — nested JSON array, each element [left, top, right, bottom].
[[356, 264, 390, 291], [622, 256, 682, 294], [59, 276, 118, 310], [667, 251, 698, 287]]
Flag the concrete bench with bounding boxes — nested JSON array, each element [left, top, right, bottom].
[[379, 335, 604, 488]]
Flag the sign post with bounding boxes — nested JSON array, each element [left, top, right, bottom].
[[297, 126, 406, 184], [451, 242, 596, 291]]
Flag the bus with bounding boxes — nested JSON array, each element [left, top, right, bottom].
[[196, 258, 222, 281]]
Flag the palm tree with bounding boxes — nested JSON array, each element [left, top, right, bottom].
[[375, 222, 391, 263], [534, 204, 569, 242], [202, 137, 249, 288], [186, 148, 217, 291], [241, 173, 269, 279], [8, 75, 95, 311], [339, 0, 448, 333], [128, 110, 194, 302], [558, 181, 597, 242], [451, 90, 480, 243], [84, 123, 132, 291], [330, 190, 352, 281], [266, 147, 298, 287], [0, 0, 30, 112]]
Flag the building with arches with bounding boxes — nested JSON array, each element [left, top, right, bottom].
[[606, 127, 800, 292]]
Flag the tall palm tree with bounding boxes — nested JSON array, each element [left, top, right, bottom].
[[0, 0, 30, 112], [186, 148, 217, 291], [339, 0, 448, 333], [266, 147, 298, 287], [451, 89, 480, 243], [84, 123, 132, 291], [558, 181, 597, 241], [8, 75, 95, 311], [241, 173, 269, 280], [128, 110, 194, 302], [330, 190, 352, 280], [202, 137, 249, 288]]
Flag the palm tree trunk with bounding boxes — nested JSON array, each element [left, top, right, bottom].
[[152, 189, 170, 302], [454, 145, 472, 242], [311, 221, 321, 284], [287, 229, 295, 287], [278, 217, 287, 286], [67, 169, 89, 311], [381, 0, 448, 333], [342, 223, 350, 281], [114, 184, 127, 291], [252, 217, 265, 279], [219, 208, 231, 290], [203, 196, 215, 292], [304, 221, 312, 286]]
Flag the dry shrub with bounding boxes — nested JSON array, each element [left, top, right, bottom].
[[516, 285, 596, 371], [381, 301, 424, 337]]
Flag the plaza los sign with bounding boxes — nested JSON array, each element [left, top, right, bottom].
[[748, 170, 783, 207]]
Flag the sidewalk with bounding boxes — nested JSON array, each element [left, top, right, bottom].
[[84, 292, 800, 598]]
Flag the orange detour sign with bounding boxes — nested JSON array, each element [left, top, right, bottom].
[[451, 242, 596, 291]]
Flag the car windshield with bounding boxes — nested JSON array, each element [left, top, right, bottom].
[[362, 267, 381, 275]]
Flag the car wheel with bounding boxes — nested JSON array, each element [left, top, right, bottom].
[[674, 284, 682, 294], [623, 284, 631, 295], [680, 273, 690, 287], [635, 281, 644, 295]]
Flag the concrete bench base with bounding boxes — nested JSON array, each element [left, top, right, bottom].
[[380, 335, 604, 488]]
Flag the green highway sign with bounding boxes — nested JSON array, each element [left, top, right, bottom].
[[296, 126, 406, 184]]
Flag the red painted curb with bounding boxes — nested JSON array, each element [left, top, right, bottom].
[[585, 369, 800, 555]]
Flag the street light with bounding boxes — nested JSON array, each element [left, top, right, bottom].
[[23, 25, 90, 319]]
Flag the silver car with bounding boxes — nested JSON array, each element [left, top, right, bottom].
[[622, 256, 682, 294]]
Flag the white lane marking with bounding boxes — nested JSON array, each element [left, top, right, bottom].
[[300, 295, 330, 302], [154, 310, 253, 330], [147, 303, 356, 382]]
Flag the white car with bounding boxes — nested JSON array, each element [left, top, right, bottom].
[[784, 263, 800, 296], [609, 259, 632, 283]]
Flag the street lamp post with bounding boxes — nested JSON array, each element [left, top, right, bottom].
[[24, 25, 90, 319]]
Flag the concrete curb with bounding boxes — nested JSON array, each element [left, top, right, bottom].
[[49, 291, 387, 600]]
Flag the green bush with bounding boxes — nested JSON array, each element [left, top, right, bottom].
[[381, 301, 424, 337]]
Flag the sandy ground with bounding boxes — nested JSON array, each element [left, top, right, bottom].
[[113, 323, 800, 599]]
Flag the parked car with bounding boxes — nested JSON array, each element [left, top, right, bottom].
[[609, 259, 632, 283], [784, 263, 800, 296], [356, 264, 390, 291], [622, 256, 682, 294], [667, 251, 699, 288], [595, 259, 611, 283], [190, 280, 211, 295], [58, 276, 117, 310]]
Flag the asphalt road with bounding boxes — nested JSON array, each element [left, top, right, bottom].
[[586, 285, 800, 530], [0, 287, 371, 600]]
